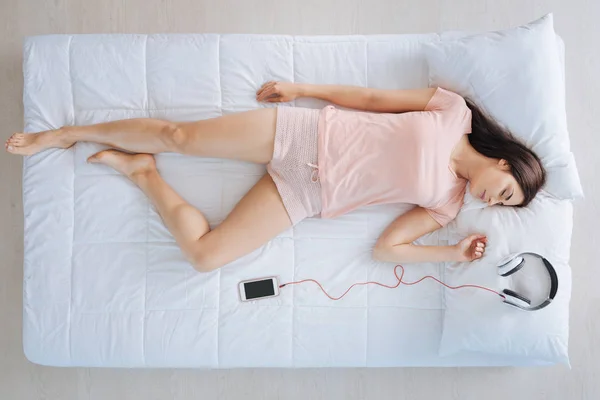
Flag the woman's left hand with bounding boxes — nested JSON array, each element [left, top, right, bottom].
[[454, 234, 487, 262], [256, 81, 302, 103]]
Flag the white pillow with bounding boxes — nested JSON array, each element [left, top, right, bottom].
[[424, 13, 583, 200], [439, 194, 572, 365]]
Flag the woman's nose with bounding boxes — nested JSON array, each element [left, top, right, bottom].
[[488, 197, 499, 206]]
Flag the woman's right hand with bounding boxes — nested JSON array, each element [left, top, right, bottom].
[[454, 234, 488, 262], [256, 81, 302, 103]]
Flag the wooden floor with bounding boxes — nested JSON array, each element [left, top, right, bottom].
[[1, 1, 598, 399]]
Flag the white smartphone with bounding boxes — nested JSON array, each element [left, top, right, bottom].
[[238, 276, 280, 302]]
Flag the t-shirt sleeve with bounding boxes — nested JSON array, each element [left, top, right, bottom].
[[425, 184, 466, 227], [425, 87, 472, 133]]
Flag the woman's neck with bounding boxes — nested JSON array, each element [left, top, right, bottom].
[[451, 135, 489, 180]]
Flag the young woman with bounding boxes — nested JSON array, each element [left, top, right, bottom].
[[5, 82, 546, 272]]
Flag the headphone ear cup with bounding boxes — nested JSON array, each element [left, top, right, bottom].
[[503, 289, 531, 308], [498, 256, 525, 277]]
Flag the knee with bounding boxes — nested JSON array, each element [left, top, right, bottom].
[[161, 122, 187, 151]]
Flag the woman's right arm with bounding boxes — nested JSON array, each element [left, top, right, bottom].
[[256, 81, 436, 113], [373, 207, 487, 264]]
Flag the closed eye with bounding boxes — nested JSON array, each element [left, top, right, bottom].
[[498, 189, 508, 206], [498, 188, 514, 206], [506, 190, 514, 202]]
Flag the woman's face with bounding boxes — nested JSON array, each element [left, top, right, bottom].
[[468, 159, 525, 206]]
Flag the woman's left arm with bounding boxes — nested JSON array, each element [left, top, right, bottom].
[[257, 81, 436, 113]]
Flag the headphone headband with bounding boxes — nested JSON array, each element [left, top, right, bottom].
[[498, 252, 558, 311]]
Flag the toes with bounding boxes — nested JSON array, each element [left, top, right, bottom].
[[6, 145, 23, 155], [7, 134, 23, 146], [6, 139, 17, 152]]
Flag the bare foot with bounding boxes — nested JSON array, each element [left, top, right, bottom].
[[5, 129, 74, 156], [87, 150, 156, 182]]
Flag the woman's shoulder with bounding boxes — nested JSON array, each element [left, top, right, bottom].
[[425, 87, 468, 112]]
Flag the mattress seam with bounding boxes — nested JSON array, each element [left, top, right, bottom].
[[144, 35, 150, 115], [70, 172, 265, 178], [291, 237, 296, 367], [67, 34, 75, 364], [72, 106, 225, 112], [68, 304, 444, 312], [142, 34, 149, 367], [364, 39, 369, 368], [216, 33, 223, 368], [290, 38, 295, 368]]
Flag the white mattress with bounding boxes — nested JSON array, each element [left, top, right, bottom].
[[22, 33, 566, 368]]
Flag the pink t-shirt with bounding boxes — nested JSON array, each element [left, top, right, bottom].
[[316, 87, 472, 226]]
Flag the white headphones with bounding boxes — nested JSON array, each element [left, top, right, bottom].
[[497, 252, 558, 311]]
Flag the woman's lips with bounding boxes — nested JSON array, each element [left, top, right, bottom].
[[480, 190, 486, 201]]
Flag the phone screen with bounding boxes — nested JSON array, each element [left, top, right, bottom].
[[244, 279, 275, 300]]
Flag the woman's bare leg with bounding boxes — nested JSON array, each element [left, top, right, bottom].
[[5, 108, 277, 164], [88, 149, 291, 271]]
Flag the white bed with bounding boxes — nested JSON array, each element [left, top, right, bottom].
[[22, 25, 576, 367]]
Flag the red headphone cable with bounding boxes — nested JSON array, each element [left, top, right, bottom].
[[279, 264, 506, 301]]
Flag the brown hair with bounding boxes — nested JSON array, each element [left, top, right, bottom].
[[464, 98, 546, 207]]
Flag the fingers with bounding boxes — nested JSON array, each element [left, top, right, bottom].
[[258, 87, 278, 102], [256, 81, 277, 99], [473, 239, 486, 260], [257, 81, 275, 93], [257, 86, 280, 102], [466, 234, 487, 245], [256, 84, 271, 99], [475, 241, 485, 251]]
